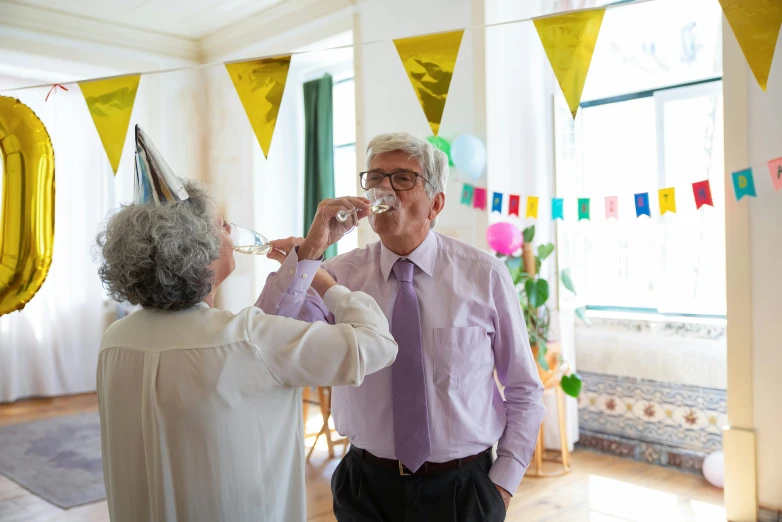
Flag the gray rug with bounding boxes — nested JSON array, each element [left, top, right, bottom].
[[0, 412, 105, 509]]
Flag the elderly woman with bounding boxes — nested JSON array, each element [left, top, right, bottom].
[[95, 180, 396, 522]]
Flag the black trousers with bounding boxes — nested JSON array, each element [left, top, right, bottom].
[[331, 447, 507, 522]]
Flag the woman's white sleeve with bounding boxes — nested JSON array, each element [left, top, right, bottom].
[[245, 286, 397, 387]]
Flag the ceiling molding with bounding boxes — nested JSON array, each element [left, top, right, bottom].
[[0, 0, 201, 63], [200, 0, 354, 62]]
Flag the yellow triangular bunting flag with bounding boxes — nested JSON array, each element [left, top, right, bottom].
[[226, 56, 292, 158], [534, 9, 605, 118], [659, 187, 676, 215], [79, 75, 140, 175], [719, 0, 782, 91], [393, 30, 464, 136]]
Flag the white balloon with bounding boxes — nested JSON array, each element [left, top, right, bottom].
[[702, 451, 724, 488], [451, 134, 486, 180]]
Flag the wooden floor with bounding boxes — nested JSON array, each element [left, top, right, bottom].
[[0, 394, 726, 522]]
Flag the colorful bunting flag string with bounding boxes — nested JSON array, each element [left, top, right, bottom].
[[459, 153, 781, 221]]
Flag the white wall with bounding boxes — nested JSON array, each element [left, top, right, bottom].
[[207, 25, 355, 314], [745, 35, 782, 512], [355, 0, 488, 249]]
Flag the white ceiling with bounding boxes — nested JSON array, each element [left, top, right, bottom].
[[6, 0, 289, 39]]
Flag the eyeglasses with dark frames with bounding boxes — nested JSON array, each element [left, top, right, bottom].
[[359, 170, 430, 191]]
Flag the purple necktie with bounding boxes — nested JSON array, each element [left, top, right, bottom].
[[391, 260, 431, 472]]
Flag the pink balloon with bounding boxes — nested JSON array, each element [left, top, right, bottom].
[[486, 222, 522, 255]]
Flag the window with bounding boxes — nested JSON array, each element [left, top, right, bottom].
[[333, 77, 358, 255], [555, 0, 725, 317]]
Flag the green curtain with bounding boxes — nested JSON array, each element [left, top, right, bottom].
[[303, 74, 337, 259]]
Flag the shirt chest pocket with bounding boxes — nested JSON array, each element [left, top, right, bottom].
[[432, 326, 493, 389]]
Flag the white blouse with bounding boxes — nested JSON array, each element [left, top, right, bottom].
[[97, 286, 397, 522]]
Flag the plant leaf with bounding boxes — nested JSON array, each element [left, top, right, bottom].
[[516, 272, 531, 287], [560, 373, 582, 398], [526, 279, 549, 309], [538, 243, 554, 261], [505, 256, 522, 272], [560, 268, 576, 295], [522, 225, 535, 244], [535, 257, 542, 275]]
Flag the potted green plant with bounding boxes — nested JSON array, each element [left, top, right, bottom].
[[501, 225, 587, 398]]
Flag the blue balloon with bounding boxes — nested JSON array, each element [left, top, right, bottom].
[[451, 134, 486, 180]]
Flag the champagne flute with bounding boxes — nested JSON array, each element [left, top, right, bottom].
[[229, 223, 273, 255], [321, 202, 359, 239], [364, 187, 397, 214]]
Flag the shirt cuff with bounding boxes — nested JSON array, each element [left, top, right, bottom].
[[489, 455, 526, 496], [277, 247, 323, 294], [323, 285, 351, 313]]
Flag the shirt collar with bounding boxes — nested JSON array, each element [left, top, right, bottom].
[[380, 230, 437, 281], [194, 301, 210, 309]]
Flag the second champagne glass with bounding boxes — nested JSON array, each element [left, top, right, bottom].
[[229, 223, 272, 255], [364, 187, 397, 214]]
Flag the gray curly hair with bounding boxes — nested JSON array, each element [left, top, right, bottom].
[[366, 132, 449, 228], [96, 180, 221, 311]]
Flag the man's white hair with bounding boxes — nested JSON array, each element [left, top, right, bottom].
[[366, 132, 449, 200]]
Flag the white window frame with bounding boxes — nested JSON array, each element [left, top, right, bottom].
[[555, 77, 725, 319]]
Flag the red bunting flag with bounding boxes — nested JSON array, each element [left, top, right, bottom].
[[473, 187, 487, 210], [508, 195, 520, 216], [692, 180, 714, 209]]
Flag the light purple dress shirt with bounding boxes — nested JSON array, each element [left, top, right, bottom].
[[255, 230, 545, 494]]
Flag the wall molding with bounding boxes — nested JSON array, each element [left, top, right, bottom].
[[200, 0, 354, 63], [0, 1, 200, 63]]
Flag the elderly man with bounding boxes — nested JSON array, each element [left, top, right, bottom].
[[257, 132, 545, 521]]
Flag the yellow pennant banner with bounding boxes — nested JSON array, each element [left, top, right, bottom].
[[526, 196, 539, 219], [535, 9, 605, 119], [658, 187, 676, 215], [226, 56, 292, 158], [719, 0, 782, 91], [393, 30, 464, 136], [79, 75, 140, 175]]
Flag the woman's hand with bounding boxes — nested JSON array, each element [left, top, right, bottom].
[[266, 237, 304, 264], [299, 197, 370, 260], [311, 269, 338, 298]]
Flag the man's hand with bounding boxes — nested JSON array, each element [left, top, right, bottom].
[[495, 485, 511, 511], [267, 237, 304, 264], [299, 197, 370, 260]]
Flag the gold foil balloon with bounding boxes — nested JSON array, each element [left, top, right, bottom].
[[0, 96, 55, 316]]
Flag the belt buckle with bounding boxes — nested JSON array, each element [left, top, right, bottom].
[[398, 461, 411, 476]]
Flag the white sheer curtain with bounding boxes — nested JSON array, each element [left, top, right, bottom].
[[0, 85, 115, 402]]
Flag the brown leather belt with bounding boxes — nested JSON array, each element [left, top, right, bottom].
[[352, 447, 490, 477]]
